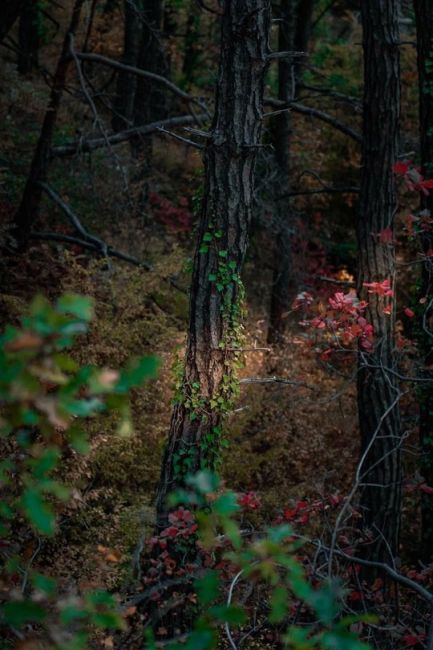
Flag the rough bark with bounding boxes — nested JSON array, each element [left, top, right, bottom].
[[112, 0, 142, 131], [156, 0, 270, 529], [18, 0, 40, 74], [414, 0, 433, 563], [12, 0, 85, 246], [357, 0, 401, 564]]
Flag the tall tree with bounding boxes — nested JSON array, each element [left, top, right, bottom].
[[267, 0, 314, 343], [0, 0, 27, 43], [131, 0, 168, 163], [112, 0, 142, 131], [155, 0, 271, 529], [357, 0, 401, 564], [18, 1, 41, 74], [12, 0, 84, 246], [414, 0, 433, 563]]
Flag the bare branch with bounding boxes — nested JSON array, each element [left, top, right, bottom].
[[74, 51, 209, 115], [51, 114, 208, 157], [264, 97, 362, 144]]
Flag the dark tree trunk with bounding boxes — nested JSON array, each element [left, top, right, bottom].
[[12, 0, 84, 246], [132, 0, 168, 164], [267, 0, 314, 343], [357, 0, 401, 564], [414, 0, 433, 564], [112, 0, 142, 131], [0, 0, 27, 43], [156, 0, 270, 530], [181, 3, 202, 88], [18, 1, 40, 74], [268, 0, 296, 343]]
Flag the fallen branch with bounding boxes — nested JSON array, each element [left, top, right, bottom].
[[51, 114, 208, 157]]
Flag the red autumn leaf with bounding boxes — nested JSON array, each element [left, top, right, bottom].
[[420, 483, 433, 494], [349, 591, 362, 602], [393, 161, 409, 175], [404, 307, 415, 318], [402, 635, 420, 647], [420, 178, 433, 190]]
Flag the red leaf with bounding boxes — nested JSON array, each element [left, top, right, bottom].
[[349, 591, 362, 602], [393, 161, 409, 175], [420, 483, 433, 494], [404, 307, 415, 318], [402, 635, 420, 647]]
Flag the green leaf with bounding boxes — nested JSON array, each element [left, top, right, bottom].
[[32, 573, 57, 596], [21, 487, 55, 535], [203, 232, 213, 242], [60, 605, 87, 624], [195, 570, 220, 605], [213, 492, 240, 516], [1, 600, 47, 626], [57, 294, 93, 321], [269, 585, 288, 623], [186, 470, 220, 494], [117, 356, 159, 391], [208, 605, 246, 625], [91, 611, 124, 630], [208, 274, 217, 282]]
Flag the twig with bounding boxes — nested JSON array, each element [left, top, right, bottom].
[[156, 127, 204, 149]]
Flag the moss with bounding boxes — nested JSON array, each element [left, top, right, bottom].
[[91, 436, 161, 491]]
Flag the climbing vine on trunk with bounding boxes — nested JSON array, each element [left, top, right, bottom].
[[155, 0, 271, 530]]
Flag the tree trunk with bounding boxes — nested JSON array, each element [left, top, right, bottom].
[[12, 0, 84, 246], [268, 0, 314, 343], [0, 0, 27, 43], [181, 2, 202, 88], [132, 0, 168, 165], [357, 0, 401, 564], [414, 0, 433, 564], [155, 0, 270, 530], [18, 0, 40, 74], [268, 0, 296, 343], [112, 0, 142, 131]]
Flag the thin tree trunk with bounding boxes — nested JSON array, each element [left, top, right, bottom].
[[0, 0, 27, 43], [357, 0, 401, 565], [156, 0, 271, 530], [12, 0, 85, 246], [112, 0, 142, 131], [181, 2, 202, 88], [268, 0, 314, 343], [18, 0, 40, 74], [268, 0, 296, 343], [414, 0, 433, 564], [132, 0, 167, 165]]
